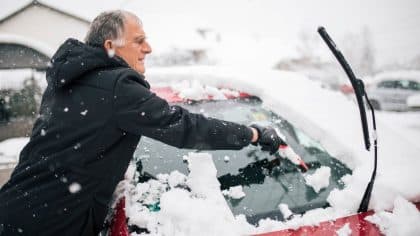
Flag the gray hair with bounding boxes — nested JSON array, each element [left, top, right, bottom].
[[84, 10, 140, 47]]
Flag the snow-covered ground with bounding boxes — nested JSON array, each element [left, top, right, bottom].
[[1, 66, 419, 235], [0, 137, 28, 167], [376, 111, 420, 150]]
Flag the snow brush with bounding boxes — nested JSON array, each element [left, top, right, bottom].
[[278, 144, 309, 172], [274, 128, 309, 172]]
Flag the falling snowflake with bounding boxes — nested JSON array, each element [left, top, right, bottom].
[[69, 182, 82, 194], [74, 143, 81, 150], [60, 176, 68, 183]]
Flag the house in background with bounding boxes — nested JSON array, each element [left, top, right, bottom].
[[0, 0, 90, 71], [0, 0, 91, 139]]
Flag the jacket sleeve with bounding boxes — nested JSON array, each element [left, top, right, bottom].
[[113, 73, 253, 150]]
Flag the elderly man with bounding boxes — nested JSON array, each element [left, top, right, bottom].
[[0, 10, 284, 235]]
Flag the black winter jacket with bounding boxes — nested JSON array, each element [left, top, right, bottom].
[[0, 39, 252, 235]]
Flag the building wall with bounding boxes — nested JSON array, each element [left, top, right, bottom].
[[0, 4, 90, 54]]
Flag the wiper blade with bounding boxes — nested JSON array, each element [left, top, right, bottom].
[[317, 26, 370, 151], [317, 27, 378, 213]]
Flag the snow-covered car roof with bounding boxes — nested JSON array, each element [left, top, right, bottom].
[[371, 70, 420, 84]]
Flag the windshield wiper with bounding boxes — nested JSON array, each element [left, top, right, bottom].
[[317, 27, 378, 213]]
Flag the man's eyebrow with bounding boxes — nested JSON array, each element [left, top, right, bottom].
[[134, 35, 146, 41]]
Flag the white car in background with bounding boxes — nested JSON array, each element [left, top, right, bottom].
[[367, 70, 420, 111]]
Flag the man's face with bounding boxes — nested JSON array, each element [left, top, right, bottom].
[[115, 16, 152, 74]]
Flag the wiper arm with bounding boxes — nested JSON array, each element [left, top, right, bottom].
[[317, 27, 378, 213]]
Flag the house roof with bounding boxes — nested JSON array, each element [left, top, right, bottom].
[[0, 0, 91, 25]]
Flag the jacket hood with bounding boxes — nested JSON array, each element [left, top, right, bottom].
[[46, 38, 131, 88]]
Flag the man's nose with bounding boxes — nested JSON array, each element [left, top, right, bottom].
[[142, 41, 152, 54]]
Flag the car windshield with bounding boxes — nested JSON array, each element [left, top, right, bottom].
[[133, 98, 351, 224]]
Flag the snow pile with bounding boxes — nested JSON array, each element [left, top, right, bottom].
[[278, 203, 293, 220], [0, 137, 29, 165], [119, 152, 252, 235], [336, 223, 352, 236], [153, 80, 242, 101], [366, 196, 420, 236], [304, 166, 331, 193], [168, 171, 188, 188], [255, 206, 348, 233], [222, 186, 245, 199]]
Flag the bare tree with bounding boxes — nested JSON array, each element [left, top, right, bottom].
[[296, 30, 321, 63], [341, 26, 376, 76]]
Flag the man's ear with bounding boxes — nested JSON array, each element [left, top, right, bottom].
[[103, 39, 113, 50], [103, 39, 116, 57]]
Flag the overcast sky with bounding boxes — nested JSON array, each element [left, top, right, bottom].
[[2, 0, 420, 67]]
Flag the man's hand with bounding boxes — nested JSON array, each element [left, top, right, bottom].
[[250, 125, 287, 155]]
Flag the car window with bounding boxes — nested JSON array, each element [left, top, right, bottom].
[[377, 80, 396, 89], [399, 80, 420, 90], [133, 98, 351, 224]]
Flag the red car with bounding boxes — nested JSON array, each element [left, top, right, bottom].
[[106, 68, 420, 236]]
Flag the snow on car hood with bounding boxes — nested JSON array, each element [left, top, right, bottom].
[[145, 66, 420, 214]]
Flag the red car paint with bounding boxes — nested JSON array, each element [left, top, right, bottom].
[[257, 203, 420, 236], [109, 197, 129, 236], [150, 87, 184, 103], [339, 84, 355, 95], [109, 200, 420, 236]]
